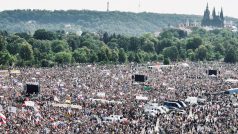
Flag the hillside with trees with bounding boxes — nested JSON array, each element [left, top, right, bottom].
[[0, 28, 238, 68], [1, 10, 237, 35]]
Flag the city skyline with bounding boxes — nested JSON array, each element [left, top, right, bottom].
[[0, 0, 237, 18]]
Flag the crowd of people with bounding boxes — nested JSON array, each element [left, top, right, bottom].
[[0, 62, 238, 134]]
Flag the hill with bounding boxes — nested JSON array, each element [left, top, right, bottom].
[[0, 10, 237, 35]]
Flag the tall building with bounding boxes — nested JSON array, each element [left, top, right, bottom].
[[201, 3, 224, 27]]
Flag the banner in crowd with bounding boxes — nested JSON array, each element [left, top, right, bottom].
[[52, 103, 82, 109]]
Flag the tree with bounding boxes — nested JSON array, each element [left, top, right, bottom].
[[32, 40, 51, 53], [158, 54, 164, 61], [15, 32, 31, 40], [214, 43, 225, 55], [127, 52, 135, 62], [156, 38, 173, 53], [141, 39, 155, 52], [110, 49, 119, 62], [179, 48, 187, 60], [0, 35, 6, 51], [80, 40, 97, 50], [41, 59, 54, 67], [0, 51, 16, 66], [224, 46, 237, 63], [67, 34, 81, 51], [33, 29, 56, 40], [51, 40, 69, 53], [107, 39, 119, 49], [160, 29, 187, 39], [117, 35, 130, 51], [163, 58, 170, 65], [129, 37, 141, 51], [97, 45, 111, 62], [150, 53, 158, 61], [55, 52, 72, 64], [102, 32, 110, 44], [73, 47, 90, 63], [118, 48, 127, 63], [163, 46, 179, 61], [6, 37, 25, 55], [186, 37, 202, 50], [187, 49, 195, 61], [134, 53, 142, 63], [195, 45, 208, 61], [19, 42, 33, 61]]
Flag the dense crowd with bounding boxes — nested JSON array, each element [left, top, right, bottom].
[[0, 62, 238, 134]]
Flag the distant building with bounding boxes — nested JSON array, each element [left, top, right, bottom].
[[201, 3, 224, 27]]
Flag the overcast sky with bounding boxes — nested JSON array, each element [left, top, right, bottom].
[[0, 0, 237, 18]]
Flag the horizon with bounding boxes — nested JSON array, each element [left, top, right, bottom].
[[0, 0, 237, 18]]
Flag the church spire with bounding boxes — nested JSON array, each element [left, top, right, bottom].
[[212, 7, 216, 18], [220, 7, 224, 20]]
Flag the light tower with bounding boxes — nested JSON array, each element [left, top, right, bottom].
[[107, 1, 109, 12]]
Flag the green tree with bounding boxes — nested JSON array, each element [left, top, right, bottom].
[[15, 32, 31, 40], [158, 54, 164, 61], [41, 59, 55, 67], [89, 51, 98, 63], [179, 48, 187, 60], [51, 40, 69, 53], [187, 49, 195, 61], [127, 52, 135, 62], [110, 49, 119, 62], [141, 39, 155, 52], [73, 47, 90, 63], [163, 58, 170, 65], [186, 37, 202, 50], [102, 32, 110, 44], [0, 35, 6, 51], [134, 53, 142, 63], [118, 48, 127, 63], [67, 34, 81, 51], [156, 38, 173, 53], [6, 37, 25, 55], [129, 37, 141, 51], [98, 45, 110, 62], [55, 52, 72, 64], [19, 42, 33, 61], [33, 29, 56, 40], [0, 51, 16, 66], [224, 46, 237, 63], [163, 46, 179, 61], [195, 45, 208, 61], [107, 39, 119, 49], [150, 53, 158, 61]]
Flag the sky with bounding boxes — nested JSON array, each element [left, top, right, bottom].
[[0, 0, 237, 18]]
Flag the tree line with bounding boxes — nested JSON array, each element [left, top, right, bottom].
[[0, 10, 205, 35], [0, 28, 238, 68]]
